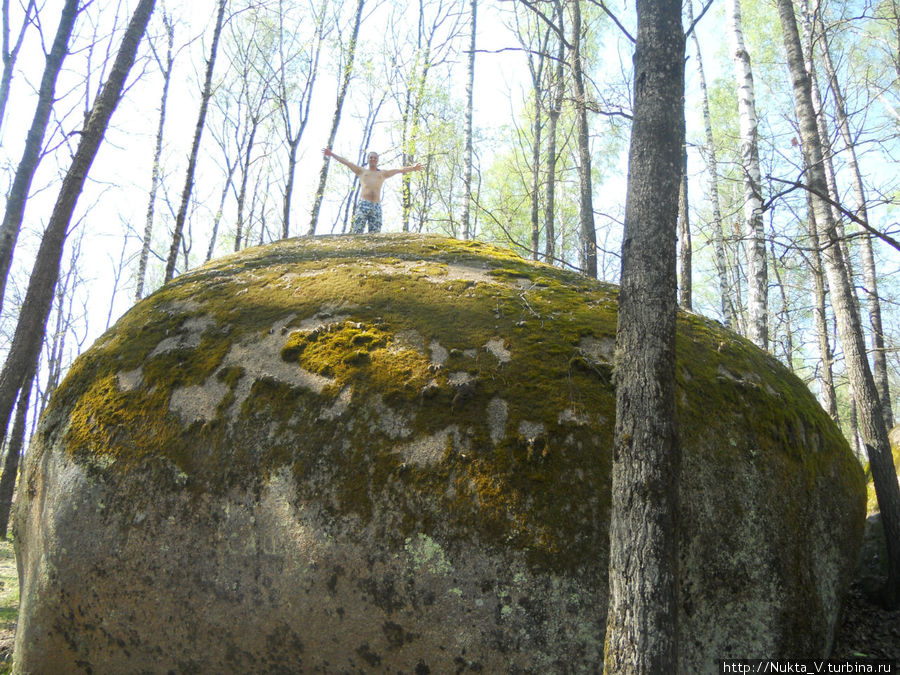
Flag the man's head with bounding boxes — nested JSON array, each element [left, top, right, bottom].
[[367, 152, 379, 168]]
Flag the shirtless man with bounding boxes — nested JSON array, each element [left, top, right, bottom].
[[323, 148, 423, 233]]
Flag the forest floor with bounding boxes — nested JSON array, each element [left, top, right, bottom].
[[831, 580, 900, 661], [831, 514, 900, 662], [0, 539, 16, 675], [0, 532, 894, 670]]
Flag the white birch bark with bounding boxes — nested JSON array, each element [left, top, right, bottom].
[[688, 0, 734, 328], [571, 1, 596, 278], [543, 0, 564, 263], [729, 0, 768, 350], [461, 0, 476, 241], [135, 10, 174, 301], [678, 145, 691, 310]]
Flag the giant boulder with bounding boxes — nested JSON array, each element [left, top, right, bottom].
[[14, 234, 865, 673]]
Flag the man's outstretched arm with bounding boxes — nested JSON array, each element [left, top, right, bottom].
[[382, 162, 424, 178], [323, 148, 363, 175]]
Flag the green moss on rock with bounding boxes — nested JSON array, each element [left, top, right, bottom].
[[39, 233, 862, 575]]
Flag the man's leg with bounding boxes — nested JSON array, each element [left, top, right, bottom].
[[351, 202, 368, 234], [368, 203, 383, 233]]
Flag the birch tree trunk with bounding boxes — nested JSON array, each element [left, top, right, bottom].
[[0, 0, 156, 448], [205, 157, 237, 261], [678, 143, 691, 310], [729, 0, 767, 350], [135, 10, 175, 301], [234, 124, 258, 252], [604, 0, 684, 669], [523, 16, 549, 261], [568, 2, 597, 276], [401, 46, 431, 233], [769, 231, 793, 367], [808, 203, 839, 420], [461, 0, 476, 241], [777, 0, 900, 609], [164, 0, 227, 282], [543, 0, 565, 263], [529, 87, 542, 260], [570, 0, 596, 278], [0, 0, 79, 315], [688, 0, 734, 327], [308, 0, 364, 236]]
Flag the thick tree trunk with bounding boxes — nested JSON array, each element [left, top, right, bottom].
[[461, 0, 476, 241], [308, 0, 364, 236], [0, 0, 79, 315], [777, 0, 900, 609], [815, 10, 893, 430], [603, 0, 684, 670], [164, 0, 226, 282], [688, 0, 734, 328], [858, 235, 892, 427], [0, 362, 33, 538], [0, 0, 156, 448], [729, 0, 768, 350], [135, 11, 174, 301], [570, 1, 596, 278]]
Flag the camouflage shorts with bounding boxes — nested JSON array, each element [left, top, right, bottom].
[[351, 199, 383, 234]]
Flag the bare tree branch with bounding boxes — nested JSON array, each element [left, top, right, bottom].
[[586, 0, 635, 43], [765, 175, 900, 253], [685, 0, 715, 38], [513, 0, 572, 48]]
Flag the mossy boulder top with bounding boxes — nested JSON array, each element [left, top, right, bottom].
[[15, 234, 865, 673]]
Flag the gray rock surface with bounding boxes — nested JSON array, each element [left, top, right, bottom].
[[14, 234, 866, 673]]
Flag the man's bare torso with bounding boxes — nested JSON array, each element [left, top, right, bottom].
[[358, 169, 387, 203], [323, 147, 422, 206]]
